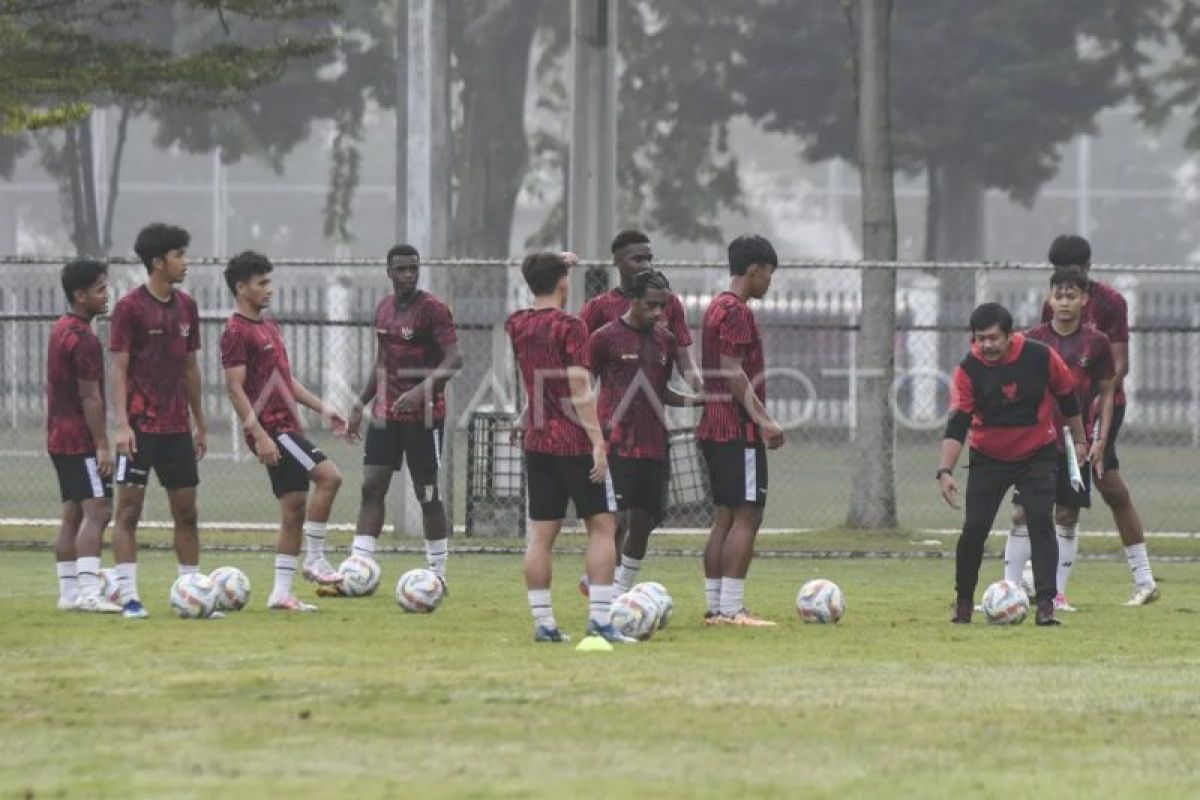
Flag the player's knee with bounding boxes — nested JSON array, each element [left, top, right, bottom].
[[361, 479, 387, 503], [1054, 506, 1079, 527], [1011, 506, 1027, 527], [86, 498, 113, 527], [115, 502, 141, 529], [173, 504, 199, 529]]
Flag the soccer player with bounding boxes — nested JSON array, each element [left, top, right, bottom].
[[588, 270, 704, 593], [506, 251, 632, 644], [1040, 234, 1159, 605], [937, 302, 1088, 626], [698, 234, 785, 627], [109, 223, 206, 619], [47, 260, 121, 613], [220, 251, 353, 611], [1005, 268, 1115, 611], [344, 244, 462, 588]]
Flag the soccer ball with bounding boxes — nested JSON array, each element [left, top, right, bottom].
[[631, 581, 673, 630], [981, 579, 1030, 625], [338, 555, 381, 597], [98, 568, 122, 605], [795, 578, 846, 624], [395, 568, 444, 613], [208, 566, 251, 611], [611, 591, 659, 640], [169, 573, 219, 619], [1020, 562, 1035, 602]]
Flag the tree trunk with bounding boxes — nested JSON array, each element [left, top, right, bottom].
[[448, 0, 541, 257], [846, 0, 898, 529], [101, 105, 132, 256]]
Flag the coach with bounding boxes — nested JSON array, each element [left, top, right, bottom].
[[936, 302, 1088, 627]]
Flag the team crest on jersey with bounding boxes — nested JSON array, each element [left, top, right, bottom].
[[1001, 382, 1018, 401], [400, 327, 415, 340], [179, 323, 190, 338], [1078, 355, 1090, 368]]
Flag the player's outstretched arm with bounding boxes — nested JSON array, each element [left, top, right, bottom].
[[291, 377, 355, 441], [350, 345, 384, 437], [184, 352, 207, 460]]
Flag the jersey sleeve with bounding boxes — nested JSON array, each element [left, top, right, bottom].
[[220, 325, 248, 369], [430, 300, 458, 347], [586, 328, 608, 377], [1047, 347, 1077, 397], [108, 299, 134, 353], [579, 299, 602, 334], [717, 303, 754, 358], [950, 365, 975, 414], [560, 316, 590, 369], [667, 294, 693, 347], [72, 332, 104, 382], [1103, 292, 1129, 344]]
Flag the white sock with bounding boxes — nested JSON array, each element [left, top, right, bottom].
[[272, 554, 299, 601], [614, 555, 642, 593], [352, 535, 377, 559], [1055, 524, 1078, 597], [705, 578, 722, 615], [115, 562, 140, 603], [424, 538, 448, 579], [76, 556, 101, 597], [589, 584, 614, 627], [1004, 525, 1031, 584], [56, 561, 78, 603], [303, 521, 328, 563], [719, 577, 745, 617], [177, 564, 199, 577], [1124, 542, 1155, 587], [528, 588, 556, 630]]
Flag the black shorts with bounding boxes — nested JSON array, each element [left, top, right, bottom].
[[363, 420, 444, 503], [699, 440, 768, 508], [609, 454, 669, 519], [115, 430, 199, 490], [259, 432, 328, 499], [51, 453, 113, 503], [525, 451, 617, 522], [1014, 449, 1091, 510], [1102, 404, 1124, 472]]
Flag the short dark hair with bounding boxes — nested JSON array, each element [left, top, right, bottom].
[[1048, 234, 1090, 269], [387, 244, 419, 263], [134, 223, 190, 272], [611, 229, 650, 254], [728, 234, 778, 276], [1050, 267, 1089, 293], [521, 252, 569, 296], [224, 250, 273, 296], [60, 260, 107, 304], [630, 269, 670, 299], [969, 302, 1014, 334]]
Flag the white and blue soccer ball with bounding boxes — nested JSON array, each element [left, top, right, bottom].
[[395, 568, 444, 613], [631, 581, 673, 631], [338, 555, 381, 597], [795, 578, 846, 624], [99, 568, 122, 605], [208, 566, 251, 611], [981, 579, 1029, 625], [169, 573, 219, 619], [611, 591, 659, 641]]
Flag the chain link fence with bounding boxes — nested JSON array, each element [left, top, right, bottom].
[[3, 257, 1199, 534]]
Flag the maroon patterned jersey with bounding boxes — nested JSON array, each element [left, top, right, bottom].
[[1041, 279, 1128, 405], [505, 308, 592, 456], [46, 314, 105, 455], [588, 319, 677, 460], [580, 287, 693, 347], [697, 292, 765, 443], [374, 292, 457, 424], [108, 286, 200, 434], [1025, 322, 1114, 446], [221, 313, 301, 445]]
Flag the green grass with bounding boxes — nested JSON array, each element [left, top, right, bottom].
[[3, 546, 1200, 798]]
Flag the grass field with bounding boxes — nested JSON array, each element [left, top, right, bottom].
[[4, 539, 1200, 798]]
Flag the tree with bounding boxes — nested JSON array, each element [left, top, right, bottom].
[[1, 0, 335, 255], [847, 0, 898, 529]]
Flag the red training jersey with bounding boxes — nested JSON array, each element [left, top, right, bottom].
[[46, 314, 105, 455], [505, 307, 593, 457], [373, 292, 457, 425], [1041, 279, 1128, 406], [950, 334, 1078, 462], [108, 286, 200, 434], [588, 318, 678, 460], [220, 313, 302, 446], [580, 287, 693, 347], [697, 292, 765, 443], [1024, 322, 1114, 447]]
